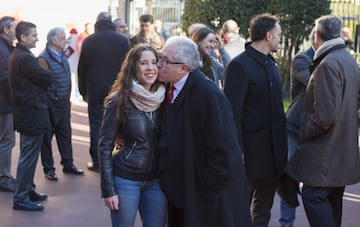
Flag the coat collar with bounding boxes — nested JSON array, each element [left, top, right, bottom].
[[94, 20, 116, 33], [314, 37, 345, 59], [15, 43, 33, 55], [310, 38, 345, 74], [173, 69, 204, 106], [305, 47, 315, 59], [245, 42, 276, 66]]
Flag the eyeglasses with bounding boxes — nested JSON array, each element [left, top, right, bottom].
[[158, 55, 184, 66]]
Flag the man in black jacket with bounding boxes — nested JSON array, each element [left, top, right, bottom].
[[9, 21, 53, 211], [78, 12, 130, 172], [224, 13, 288, 226]]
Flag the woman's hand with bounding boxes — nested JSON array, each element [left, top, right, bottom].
[[104, 195, 119, 210], [215, 35, 224, 49]]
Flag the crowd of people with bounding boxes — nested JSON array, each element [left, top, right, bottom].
[[1, 10, 360, 227]]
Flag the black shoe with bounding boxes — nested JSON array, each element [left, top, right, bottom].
[[63, 164, 84, 175], [13, 201, 44, 211], [44, 169, 58, 181], [0, 176, 16, 192], [29, 191, 47, 202], [87, 162, 99, 172]]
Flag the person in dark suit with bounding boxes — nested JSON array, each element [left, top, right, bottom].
[[157, 36, 252, 227], [38, 27, 84, 181], [223, 13, 288, 226], [78, 12, 130, 172], [9, 21, 53, 211], [279, 29, 316, 227], [286, 15, 360, 227]]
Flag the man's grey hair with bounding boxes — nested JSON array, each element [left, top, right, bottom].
[[316, 15, 342, 41], [47, 27, 64, 43], [96, 11, 112, 22], [0, 16, 15, 34], [164, 36, 201, 71]]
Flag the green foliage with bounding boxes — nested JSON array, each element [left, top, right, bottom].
[[182, 0, 331, 97]]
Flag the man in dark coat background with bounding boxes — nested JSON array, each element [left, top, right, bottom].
[[224, 13, 288, 226], [0, 16, 17, 192], [78, 12, 130, 172], [157, 36, 252, 227]]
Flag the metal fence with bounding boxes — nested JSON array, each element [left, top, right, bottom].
[[331, 0, 360, 35], [128, 0, 183, 36]]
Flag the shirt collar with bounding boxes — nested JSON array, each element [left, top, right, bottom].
[[48, 46, 63, 61], [172, 73, 189, 101]]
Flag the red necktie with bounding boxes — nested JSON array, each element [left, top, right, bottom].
[[167, 85, 175, 104]]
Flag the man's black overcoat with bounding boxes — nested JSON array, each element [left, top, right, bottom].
[[159, 69, 253, 227]]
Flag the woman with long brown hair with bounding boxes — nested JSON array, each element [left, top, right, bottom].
[[98, 43, 167, 227], [190, 26, 230, 88]]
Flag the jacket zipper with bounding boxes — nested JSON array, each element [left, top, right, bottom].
[[125, 140, 137, 160], [149, 112, 154, 171]]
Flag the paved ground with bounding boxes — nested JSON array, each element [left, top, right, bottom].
[[0, 101, 359, 227]]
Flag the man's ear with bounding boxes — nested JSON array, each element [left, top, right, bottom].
[[20, 34, 26, 42], [3, 26, 9, 35], [179, 64, 189, 72], [266, 31, 272, 41]]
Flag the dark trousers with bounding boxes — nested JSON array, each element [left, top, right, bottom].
[[14, 133, 44, 203], [41, 102, 73, 172], [87, 103, 104, 166], [167, 201, 184, 227], [302, 185, 344, 227], [247, 177, 278, 227]]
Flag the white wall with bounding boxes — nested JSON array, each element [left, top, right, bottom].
[[0, 0, 109, 54]]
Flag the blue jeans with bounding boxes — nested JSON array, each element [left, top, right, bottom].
[[279, 132, 298, 226], [111, 176, 167, 227], [302, 185, 344, 227]]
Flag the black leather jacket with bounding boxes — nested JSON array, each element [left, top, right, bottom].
[[99, 95, 162, 198]]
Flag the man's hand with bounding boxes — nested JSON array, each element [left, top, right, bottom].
[[115, 135, 124, 149]]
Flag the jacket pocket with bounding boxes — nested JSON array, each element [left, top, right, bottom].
[[15, 105, 50, 134], [122, 141, 137, 160]]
